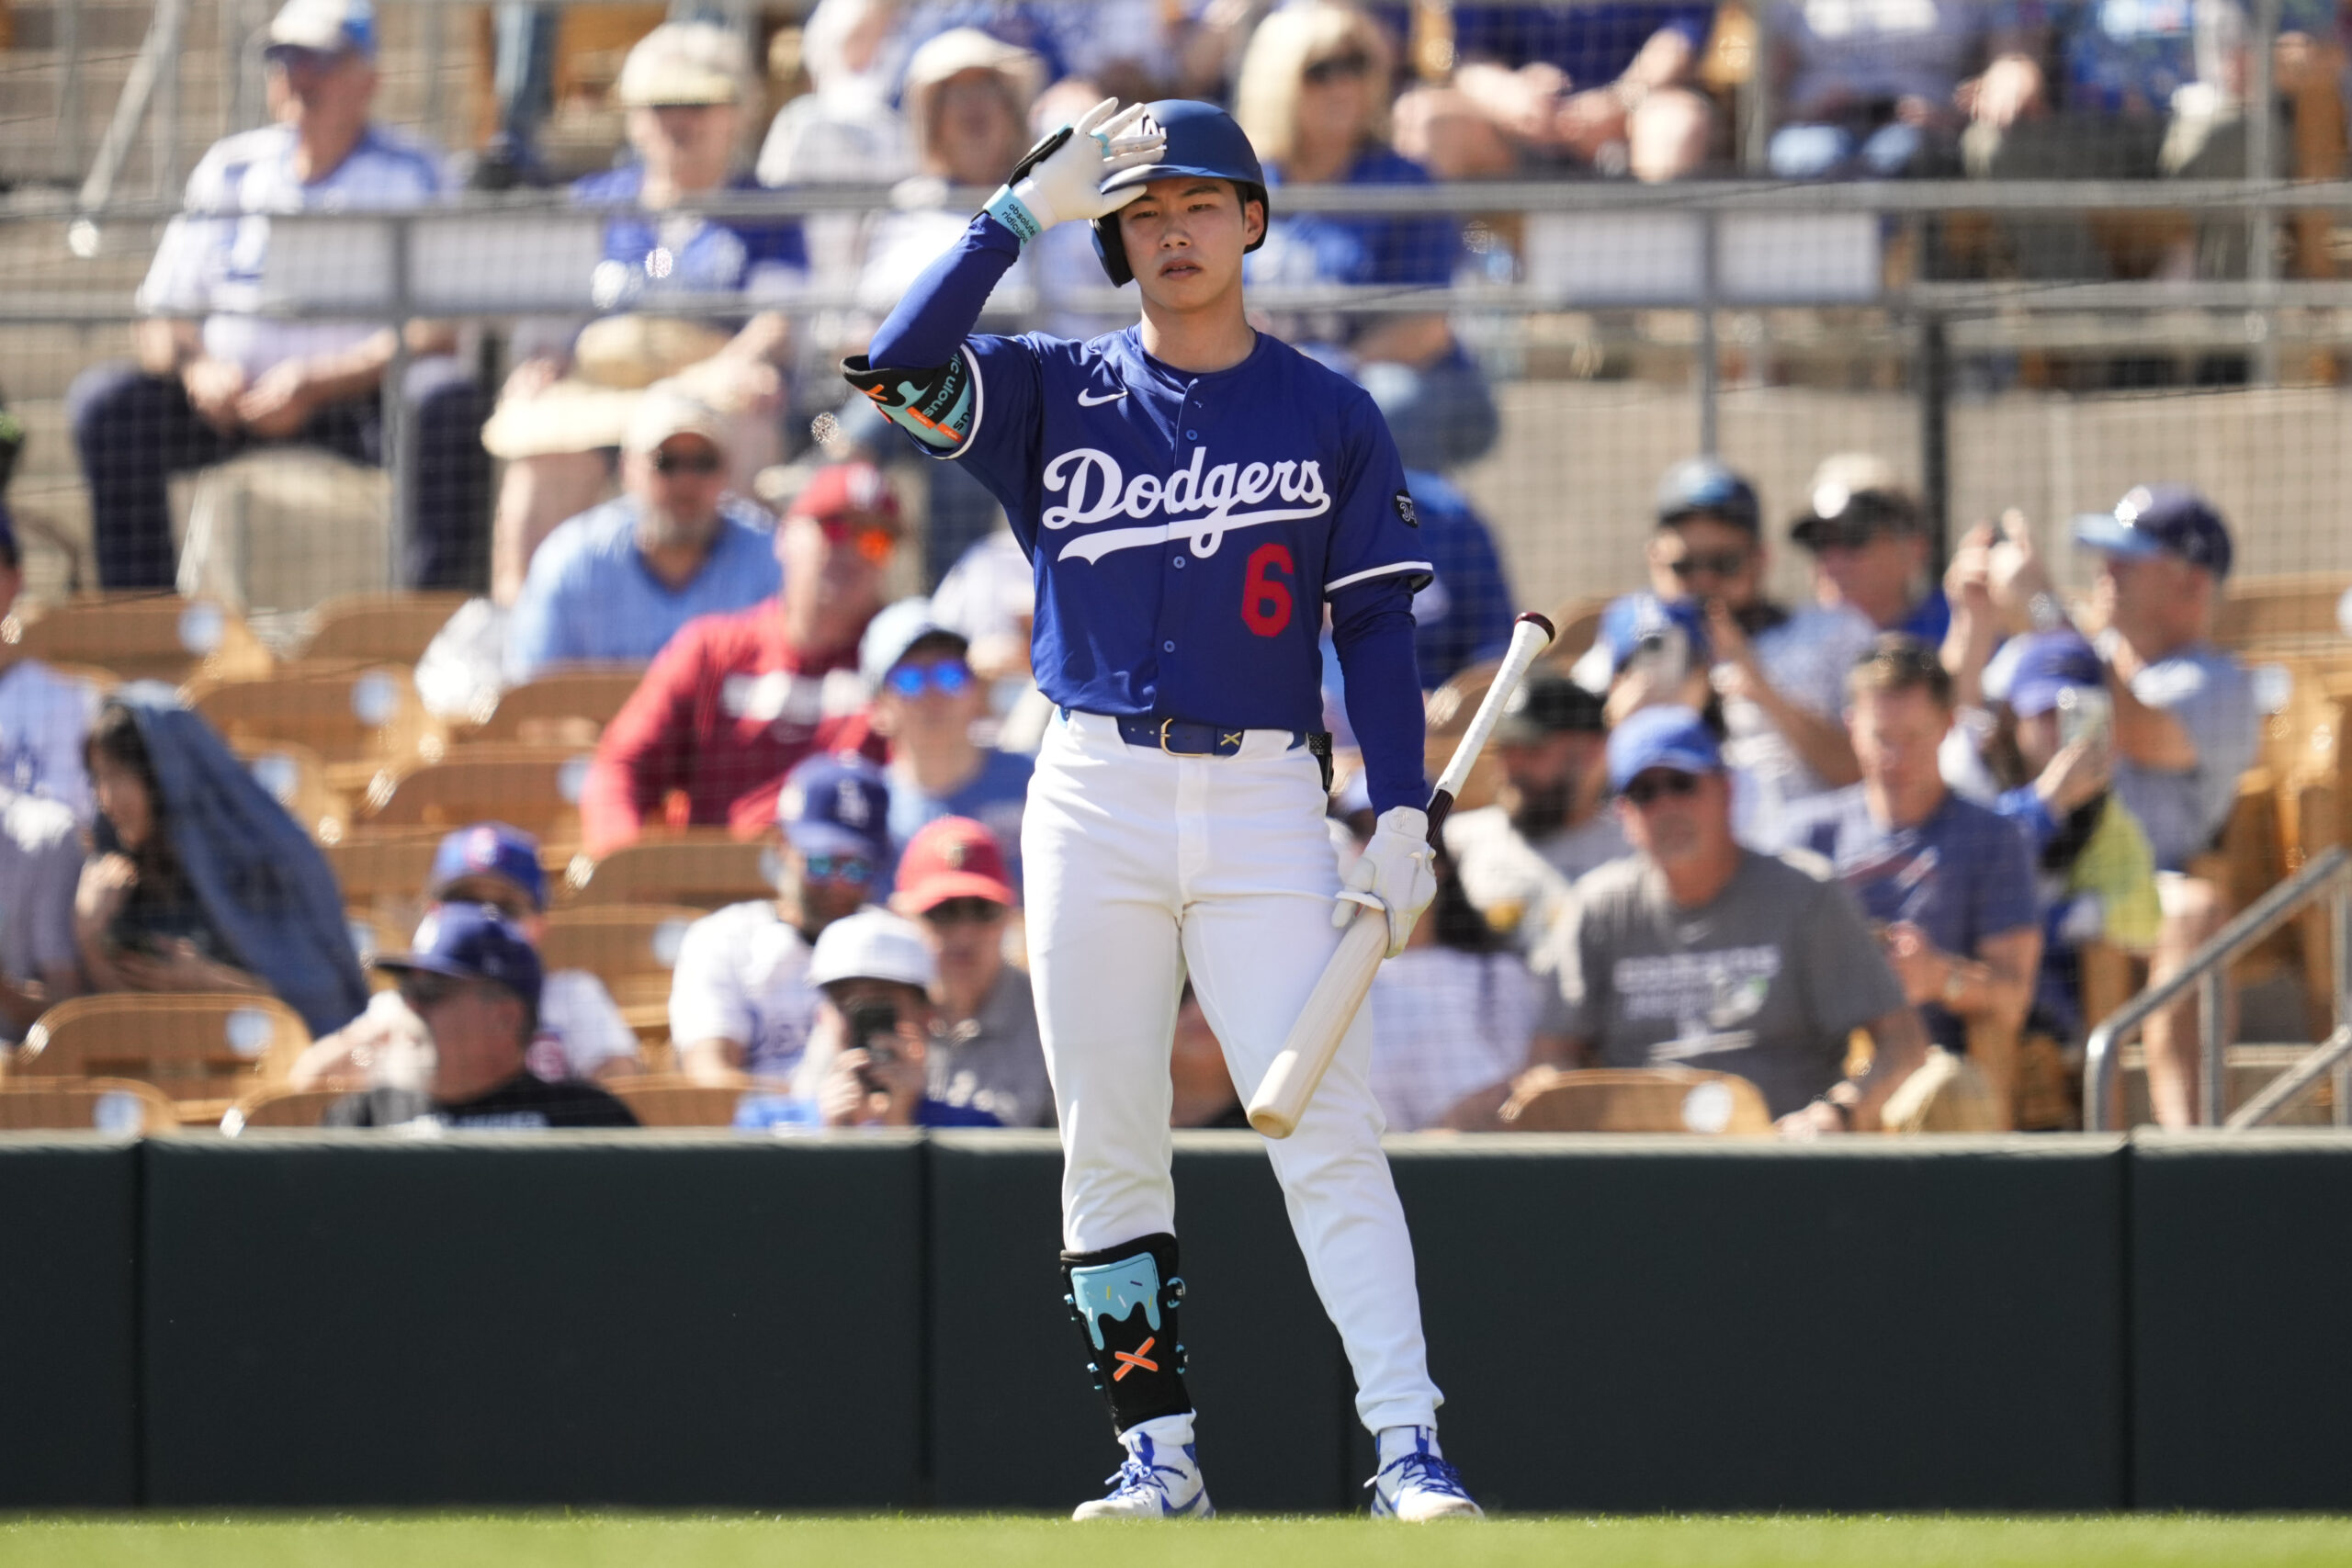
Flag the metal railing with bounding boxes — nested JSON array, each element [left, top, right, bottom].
[[2085, 846, 2352, 1133]]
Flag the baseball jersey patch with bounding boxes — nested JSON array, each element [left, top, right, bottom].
[[1394, 489, 1418, 527]]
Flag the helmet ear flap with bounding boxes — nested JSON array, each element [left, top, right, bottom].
[[1091, 214, 1134, 287]]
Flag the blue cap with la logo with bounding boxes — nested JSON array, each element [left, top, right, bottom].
[[776, 752, 891, 861]]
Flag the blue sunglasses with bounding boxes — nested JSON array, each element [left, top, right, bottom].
[[803, 853, 876, 886], [886, 660, 973, 699]]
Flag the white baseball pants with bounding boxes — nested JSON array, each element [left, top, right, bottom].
[[1023, 708, 1442, 1435]]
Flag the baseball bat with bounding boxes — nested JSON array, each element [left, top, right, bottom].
[[1246, 610, 1558, 1138]]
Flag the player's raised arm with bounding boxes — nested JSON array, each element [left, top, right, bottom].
[[844, 99, 1164, 453]]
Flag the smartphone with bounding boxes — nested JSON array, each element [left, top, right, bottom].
[[2056, 686, 2112, 750], [846, 999, 900, 1071]]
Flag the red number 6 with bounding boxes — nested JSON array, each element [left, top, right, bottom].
[[1240, 542, 1295, 637]]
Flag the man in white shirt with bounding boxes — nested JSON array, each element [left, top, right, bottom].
[[66, 0, 488, 591], [669, 752, 891, 1083], [0, 510, 97, 817], [0, 783, 83, 1041]]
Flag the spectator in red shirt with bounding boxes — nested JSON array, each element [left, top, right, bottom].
[[580, 460, 898, 854]]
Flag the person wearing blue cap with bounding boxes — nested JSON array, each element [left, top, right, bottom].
[[1550, 705, 1930, 1134], [68, 0, 490, 592], [1973, 631, 2162, 1066], [0, 506, 98, 818], [2066, 483, 2256, 1126], [669, 752, 891, 1086], [323, 905, 639, 1130], [862, 598, 1033, 889], [293, 822, 640, 1093]]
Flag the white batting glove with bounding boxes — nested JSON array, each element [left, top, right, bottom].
[[983, 98, 1166, 243], [1334, 806, 1437, 959]]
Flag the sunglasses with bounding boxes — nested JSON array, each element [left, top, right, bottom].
[[803, 853, 877, 886], [922, 896, 1006, 927], [1667, 549, 1749, 581], [650, 448, 723, 476], [1304, 50, 1373, 85], [811, 514, 899, 564], [397, 972, 466, 1011], [886, 660, 974, 699], [1622, 771, 1702, 807]]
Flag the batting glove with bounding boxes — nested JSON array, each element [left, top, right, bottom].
[[1335, 806, 1438, 959], [983, 98, 1166, 243]]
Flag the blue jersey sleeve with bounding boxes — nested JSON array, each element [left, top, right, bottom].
[[1332, 575, 1428, 817]]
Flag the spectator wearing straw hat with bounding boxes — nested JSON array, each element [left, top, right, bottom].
[[503, 387, 782, 685], [894, 816, 1052, 1129], [69, 0, 490, 592], [580, 460, 895, 855]]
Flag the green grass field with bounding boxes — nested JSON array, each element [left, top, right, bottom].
[[6, 1515, 2352, 1567]]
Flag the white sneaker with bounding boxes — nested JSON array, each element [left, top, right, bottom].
[[1071, 1427, 1213, 1520], [1367, 1426, 1483, 1521]]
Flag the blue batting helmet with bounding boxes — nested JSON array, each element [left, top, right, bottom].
[[1091, 100, 1269, 288]]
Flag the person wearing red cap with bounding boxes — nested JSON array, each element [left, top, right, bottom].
[[580, 461, 897, 855], [893, 816, 1052, 1129]]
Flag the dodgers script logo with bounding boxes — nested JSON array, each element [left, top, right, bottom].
[[1041, 446, 1329, 564]]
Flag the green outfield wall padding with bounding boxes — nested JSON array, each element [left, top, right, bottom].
[[2131, 1134, 2352, 1509], [140, 1133, 925, 1507], [1385, 1135, 2131, 1512], [0, 1140, 140, 1506], [927, 1131, 1353, 1512]]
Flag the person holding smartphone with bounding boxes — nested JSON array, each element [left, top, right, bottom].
[[797, 906, 1002, 1129]]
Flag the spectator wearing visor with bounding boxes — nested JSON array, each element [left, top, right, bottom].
[[70, 0, 490, 591], [1442, 671, 1624, 954], [864, 598, 1034, 887], [781, 907, 1006, 1129], [581, 460, 895, 855], [503, 387, 782, 685], [1550, 705, 1929, 1134], [669, 752, 891, 1085], [323, 906, 639, 1129], [893, 816, 1053, 1128], [293, 822, 640, 1092]]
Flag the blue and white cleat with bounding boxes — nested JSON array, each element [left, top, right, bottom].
[[1071, 1429, 1214, 1520], [1367, 1426, 1483, 1521]]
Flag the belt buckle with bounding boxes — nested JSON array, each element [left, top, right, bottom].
[[1159, 718, 1211, 758]]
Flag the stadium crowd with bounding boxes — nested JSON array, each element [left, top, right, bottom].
[[0, 0, 2304, 1134]]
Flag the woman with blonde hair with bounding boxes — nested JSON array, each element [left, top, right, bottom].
[[1233, 2, 1496, 473]]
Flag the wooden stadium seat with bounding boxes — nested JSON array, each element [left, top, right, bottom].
[[221, 1085, 351, 1133], [466, 666, 647, 747], [2214, 573, 2350, 652], [0, 1077, 179, 1134], [362, 745, 596, 841], [1499, 1067, 1773, 1134], [560, 831, 774, 908], [1, 593, 271, 687], [190, 664, 443, 798], [303, 592, 470, 665], [236, 739, 350, 843], [540, 904, 703, 1014], [609, 1074, 793, 1128], [17, 994, 311, 1116], [322, 826, 451, 907]]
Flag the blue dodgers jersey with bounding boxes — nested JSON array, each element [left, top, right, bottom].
[[934, 325, 1431, 731]]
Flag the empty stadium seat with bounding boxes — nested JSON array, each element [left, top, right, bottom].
[[0, 1077, 178, 1134], [237, 739, 350, 843], [221, 1086, 350, 1134], [560, 831, 774, 908], [304, 592, 472, 665], [608, 1074, 794, 1128], [2213, 573, 2352, 651], [17, 994, 311, 1118], [1499, 1067, 1773, 1134], [362, 745, 596, 841], [1, 593, 272, 687], [464, 666, 646, 746], [191, 664, 443, 799], [540, 905, 702, 1029]]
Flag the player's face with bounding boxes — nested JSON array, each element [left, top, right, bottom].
[[1649, 516, 1760, 610], [1849, 687, 1952, 817], [1119, 178, 1263, 313]]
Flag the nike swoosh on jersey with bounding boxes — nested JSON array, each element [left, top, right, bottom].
[[1076, 388, 1128, 406]]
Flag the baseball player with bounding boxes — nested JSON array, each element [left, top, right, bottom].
[[845, 99, 1477, 1521]]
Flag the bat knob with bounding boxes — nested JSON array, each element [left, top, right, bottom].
[[1514, 610, 1556, 643]]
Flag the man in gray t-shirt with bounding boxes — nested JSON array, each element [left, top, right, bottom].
[[1555, 706, 1928, 1131], [1, 784, 85, 1040]]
